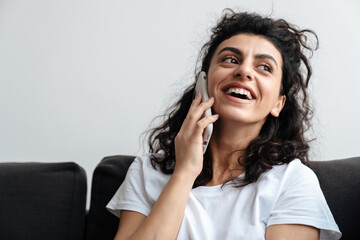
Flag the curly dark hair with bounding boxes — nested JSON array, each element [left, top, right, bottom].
[[147, 10, 318, 188]]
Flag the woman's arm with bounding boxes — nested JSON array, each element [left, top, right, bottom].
[[114, 94, 218, 240], [114, 211, 146, 240], [266, 224, 320, 240], [114, 173, 195, 240]]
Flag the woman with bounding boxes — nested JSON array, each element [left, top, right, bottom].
[[107, 10, 341, 240]]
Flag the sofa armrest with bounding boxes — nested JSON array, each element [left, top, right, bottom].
[[0, 161, 87, 240]]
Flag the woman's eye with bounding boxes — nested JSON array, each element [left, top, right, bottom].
[[223, 57, 238, 64], [258, 65, 271, 72]]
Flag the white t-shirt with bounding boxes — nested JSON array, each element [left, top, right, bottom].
[[107, 154, 341, 240]]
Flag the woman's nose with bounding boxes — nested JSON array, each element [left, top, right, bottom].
[[233, 61, 254, 81]]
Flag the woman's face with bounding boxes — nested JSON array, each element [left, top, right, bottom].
[[207, 33, 286, 127]]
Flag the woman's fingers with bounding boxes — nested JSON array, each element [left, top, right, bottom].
[[187, 92, 203, 114], [193, 114, 219, 136], [185, 95, 215, 127], [177, 94, 217, 148], [174, 93, 219, 177]]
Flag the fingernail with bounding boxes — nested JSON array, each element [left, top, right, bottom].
[[206, 97, 214, 102], [212, 114, 219, 118], [195, 92, 201, 99]]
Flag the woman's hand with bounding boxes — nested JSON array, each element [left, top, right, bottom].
[[174, 93, 219, 179], [114, 93, 218, 240]]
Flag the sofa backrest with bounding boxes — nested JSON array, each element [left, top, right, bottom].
[[0, 162, 87, 240], [310, 157, 360, 240], [85, 155, 134, 240], [86, 155, 360, 240]]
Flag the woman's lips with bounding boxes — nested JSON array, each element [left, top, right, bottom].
[[223, 91, 254, 104], [222, 83, 256, 100], [225, 87, 253, 100]]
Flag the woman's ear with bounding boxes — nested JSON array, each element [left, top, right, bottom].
[[270, 95, 286, 117]]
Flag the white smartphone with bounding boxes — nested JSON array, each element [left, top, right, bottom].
[[194, 71, 213, 154]]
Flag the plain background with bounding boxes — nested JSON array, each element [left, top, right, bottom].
[[1, 0, 359, 207]]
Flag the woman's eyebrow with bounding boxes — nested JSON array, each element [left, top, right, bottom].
[[217, 47, 278, 68], [217, 47, 242, 56]]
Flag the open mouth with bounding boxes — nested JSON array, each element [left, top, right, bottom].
[[225, 88, 253, 100]]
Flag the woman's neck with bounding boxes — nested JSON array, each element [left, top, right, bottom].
[[210, 118, 263, 156], [206, 119, 264, 186]]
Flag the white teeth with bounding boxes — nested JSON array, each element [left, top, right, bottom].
[[225, 87, 253, 100]]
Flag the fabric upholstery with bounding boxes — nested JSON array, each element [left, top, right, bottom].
[[0, 162, 87, 240], [85, 155, 135, 240], [310, 157, 360, 240]]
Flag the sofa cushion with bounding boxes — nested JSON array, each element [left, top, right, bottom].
[[0, 162, 87, 240]]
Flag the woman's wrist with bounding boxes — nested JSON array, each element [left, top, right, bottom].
[[172, 167, 199, 186]]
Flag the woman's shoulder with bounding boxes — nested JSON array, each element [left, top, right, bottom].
[[131, 153, 164, 171], [258, 159, 319, 189], [106, 153, 168, 217], [270, 159, 316, 179], [130, 153, 171, 184], [265, 160, 341, 238]]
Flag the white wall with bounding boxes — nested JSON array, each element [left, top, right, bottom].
[[1, 0, 359, 207]]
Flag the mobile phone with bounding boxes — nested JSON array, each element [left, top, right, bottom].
[[194, 71, 213, 154]]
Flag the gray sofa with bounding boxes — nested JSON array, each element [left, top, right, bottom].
[[1, 156, 359, 240]]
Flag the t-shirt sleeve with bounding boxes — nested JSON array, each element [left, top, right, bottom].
[[106, 156, 153, 218], [267, 161, 342, 240]]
